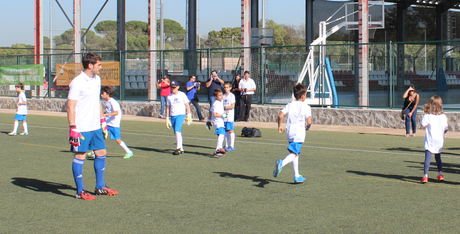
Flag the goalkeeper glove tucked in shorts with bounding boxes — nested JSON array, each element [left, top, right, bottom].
[[206, 120, 212, 130], [186, 113, 193, 126], [100, 118, 108, 139], [69, 125, 84, 147], [165, 116, 172, 129]]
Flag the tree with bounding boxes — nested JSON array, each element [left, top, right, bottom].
[[204, 27, 241, 48]]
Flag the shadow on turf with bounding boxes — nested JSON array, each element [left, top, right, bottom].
[[11, 177, 76, 197], [405, 161, 460, 174], [386, 147, 460, 156], [129, 146, 211, 157], [346, 170, 460, 185], [213, 172, 297, 188]]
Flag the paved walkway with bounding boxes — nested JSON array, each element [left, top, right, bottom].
[[2, 109, 460, 139]]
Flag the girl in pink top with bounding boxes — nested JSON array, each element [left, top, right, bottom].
[[157, 76, 171, 118]]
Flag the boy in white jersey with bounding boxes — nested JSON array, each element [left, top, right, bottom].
[[8, 83, 29, 136], [273, 84, 312, 183], [223, 82, 236, 151], [166, 80, 192, 155], [101, 86, 133, 159], [211, 89, 226, 157]]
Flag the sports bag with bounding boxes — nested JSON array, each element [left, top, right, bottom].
[[241, 127, 262, 138]]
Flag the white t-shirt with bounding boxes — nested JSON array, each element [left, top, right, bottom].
[[105, 98, 122, 127], [421, 114, 448, 154], [211, 99, 225, 129], [239, 78, 256, 95], [281, 101, 312, 143], [223, 92, 236, 123], [17, 92, 27, 115], [68, 72, 102, 132], [167, 91, 189, 116]]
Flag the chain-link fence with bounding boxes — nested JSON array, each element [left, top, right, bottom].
[[1, 40, 460, 109]]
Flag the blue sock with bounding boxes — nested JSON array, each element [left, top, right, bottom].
[[72, 158, 85, 194], [94, 156, 106, 189]]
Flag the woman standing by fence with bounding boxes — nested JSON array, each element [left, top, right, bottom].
[[402, 85, 420, 137]]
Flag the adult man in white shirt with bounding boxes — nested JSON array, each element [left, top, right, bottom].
[[67, 53, 118, 200], [236, 70, 256, 122]]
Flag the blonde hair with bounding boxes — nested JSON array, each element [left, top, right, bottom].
[[422, 95, 443, 115]]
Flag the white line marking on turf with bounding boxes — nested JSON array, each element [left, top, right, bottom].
[[3, 122, 460, 159]]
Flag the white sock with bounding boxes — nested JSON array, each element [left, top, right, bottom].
[[12, 121, 18, 133], [22, 122, 28, 133], [175, 132, 183, 150], [225, 132, 230, 147], [230, 132, 235, 148], [293, 156, 300, 177], [282, 153, 296, 167], [217, 134, 224, 150], [118, 141, 131, 153], [424, 174, 428, 178], [439, 172, 443, 175]]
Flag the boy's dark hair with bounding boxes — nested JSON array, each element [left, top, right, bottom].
[[211, 70, 217, 74], [244, 70, 250, 75], [213, 88, 223, 97], [82, 53, 102, 69], [293, 83, 307, 100], [189, 75, 196, 80], [101, 86, 116, 97], [224, 82, 232, 87], [15, 83, 24, 90]]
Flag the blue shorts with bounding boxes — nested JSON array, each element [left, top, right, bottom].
[[14, 114, 26, 121], [215, 127, 225, 136], [224, 122, 234, 131], [108, 126, 121, 140], [71, 128, 106, 153], [287, 142, 303, 155], [171, 115, 185, 133]]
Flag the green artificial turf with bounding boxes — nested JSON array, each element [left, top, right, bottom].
[[1, 113, 460, 233]]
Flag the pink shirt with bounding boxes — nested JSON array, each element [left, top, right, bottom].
[[160, 82, 171, 97]]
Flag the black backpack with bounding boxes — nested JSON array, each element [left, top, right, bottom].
[[241, 127, 262, 138]]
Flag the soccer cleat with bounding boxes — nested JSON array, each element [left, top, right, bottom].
[[7, 132, 17, 136], [294, 175, 307, 183], [76, 190, 96, 200], [86, 151, 95, 160], [420, 176, 428, 184], [95, 186, 118, 196], [173, 149, 184, 155], [212, 148, 225, 157], [206, 121, 212, 130], [123, 152, 134, 159], [273, 159, 283, 177], [225, 147, 235, 152], [19, 132, 29, 136], [437, 174, 444, 182]]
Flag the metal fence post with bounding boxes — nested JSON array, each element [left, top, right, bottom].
[[120, 51, 125, 101], [47, 54, 51, 99], [389, 41, 393, 109], [260, 45, 264, 104]]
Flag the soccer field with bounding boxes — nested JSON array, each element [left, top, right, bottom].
[[1, 112, 460, 233]]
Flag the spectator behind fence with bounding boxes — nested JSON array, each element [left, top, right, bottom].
[[156, 76, 171, 118], [205, 70, 224, 130], [236, 70, 256, 122], [231, 74, 242, 121], [186, 75, 206, 121]]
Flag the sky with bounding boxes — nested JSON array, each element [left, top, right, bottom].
[[0, 0, 318, 47]]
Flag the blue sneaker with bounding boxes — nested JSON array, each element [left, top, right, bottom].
[[226, 147, 235, 152], [294, 175, 306, 183], [273, 159, 283, 177]]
